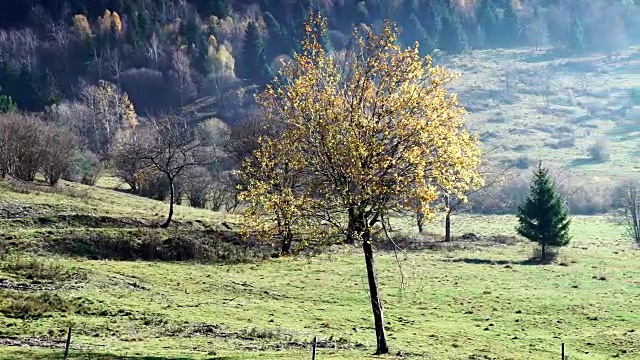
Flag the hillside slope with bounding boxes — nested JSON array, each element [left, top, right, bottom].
[[447, 45, 640, 182], [0, 179, 638, 359]]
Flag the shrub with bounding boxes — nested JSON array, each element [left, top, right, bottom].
[[63, 150, 103, 185], [551, 137, 576, 149], [487, 113, 507, 123], [0, 113, 46, 181], [1, 255, 85, 281], [628, 87, 640, 106], [138, 172, 170, 201], [176, 167, 213, 209], [0, 290, 84, 319], [587, 139, 611, 163], [513, 155, 534, 169], [41, 126, 78, 186]]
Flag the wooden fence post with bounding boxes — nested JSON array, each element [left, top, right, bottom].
[[63, 327, 72, 360], [561, 343, 565, 360], [311, 336, 317, 360]]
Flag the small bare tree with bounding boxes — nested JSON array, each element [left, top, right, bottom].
[[502, 62, 519, 94], [439, 162, 514, 241], [536, 68, 553, 109], [613, 180, 640, 246], [142, 115, 212, 227], [170, 49, 195, 107], [110, 128, 155, 193], [41, 125, 78, 186]]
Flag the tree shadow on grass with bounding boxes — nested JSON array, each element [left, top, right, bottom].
[[2, 349, 238, 360], [569, 157, 596, 167], [446, 257, 552, 266]]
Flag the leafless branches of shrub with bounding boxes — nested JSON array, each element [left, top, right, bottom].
[[612, 179, 640, 246]]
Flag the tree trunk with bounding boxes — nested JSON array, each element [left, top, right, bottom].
[[281, 227, 293, 255], [416, 212, 424, 233], [445, 209, 451, 242], [161, 178, 174, 228], [541, 243, 546, 262], [345, 207, 356, 244], [362, 232, 389, 355]]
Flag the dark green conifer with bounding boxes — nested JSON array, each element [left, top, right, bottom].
[[516, 163, 571, 262], [241, 21, 269, 82]]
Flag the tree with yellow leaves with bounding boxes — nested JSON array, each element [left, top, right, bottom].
[[239, 13, 482, 354], [72, 14, 93, 40]]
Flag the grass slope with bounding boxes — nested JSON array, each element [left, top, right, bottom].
[[0, 179, 638, 359], [445, 46, 640, 182]]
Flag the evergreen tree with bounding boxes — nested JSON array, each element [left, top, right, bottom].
[[438, 12, 468, 54], [500, 0, 521, 47], [210, 0, 231, 19], [422, 0, 441, 41], [241, 21, 268, 82], [0, 86, 16, 113], [477, 0, 498, 47], [569, 17, 586, 51], [403, 14, 427, 53], [264, 11, 287, 57], [516, 163, 571, 262]]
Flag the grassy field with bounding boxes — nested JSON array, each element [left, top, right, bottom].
[[0, 178, 638, 359], [444, 45, 640, 184]]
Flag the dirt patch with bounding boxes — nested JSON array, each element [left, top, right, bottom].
[[0, 336, 65, 348], [166, 323, 365, 351]]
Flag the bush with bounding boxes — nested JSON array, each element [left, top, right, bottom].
[[138, 172, 170, 201], [551, 137, 576, 149], [41, 126, 78, 186], [0, 290, 84, 319], [1, 255, 85, 281], [178, 167, 213, 209], [587, 139, 611, 163], [63, 149, 103, 185], [513, 155, 534, 169], [0, 113, 46, 181], [628, 87, 640, 106]]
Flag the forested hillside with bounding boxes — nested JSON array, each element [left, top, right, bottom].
[[1, 0, 640, 218], [1, 0, 639, 115]]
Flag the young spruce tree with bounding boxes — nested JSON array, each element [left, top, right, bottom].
[[516, 163, 571, 262]]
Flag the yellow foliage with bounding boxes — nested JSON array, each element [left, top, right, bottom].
[[208, 41, 235, 76], [98, 9, 112, 33], [72, 14, 92, 39], [111, 11, 123, 35], [240, 13, 482, 242]]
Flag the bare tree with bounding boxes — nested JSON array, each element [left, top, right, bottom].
[[77, 80, 138, 159], [501, 62, 518, 95], [142, 115, 212, 227], [0, 113, 45, 181], [105, 48, 124, 85], [535, 67, 553, 109], [146, 33, 163, 70], [110, 128, 155, 193], [613, 180, 640, 246], [525, 15, 549, 51], [41, 125, 77, 186], [87, 47, 106, 80], [170, 48, 195, 107], [48, 21, 71, 72]]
